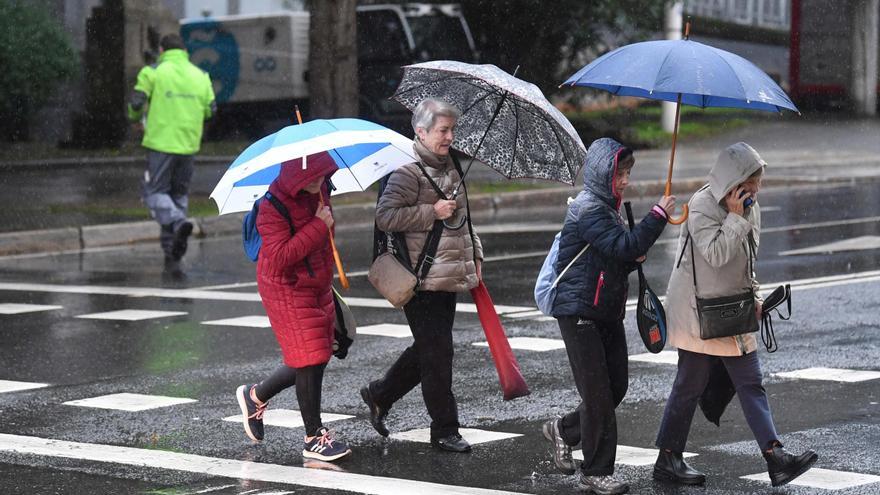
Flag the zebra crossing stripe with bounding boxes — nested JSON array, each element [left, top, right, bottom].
[[0, 434, 526, 495]]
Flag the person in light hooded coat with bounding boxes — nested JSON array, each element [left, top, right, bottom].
[[653, 142, 817, 488]]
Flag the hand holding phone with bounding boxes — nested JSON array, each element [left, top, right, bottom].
[[739, 189, 754, 208]]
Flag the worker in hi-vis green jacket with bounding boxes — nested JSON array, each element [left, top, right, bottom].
[[128, 33, 215, 277]]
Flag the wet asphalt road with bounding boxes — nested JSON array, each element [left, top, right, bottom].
[[0, 181, 879, 494]]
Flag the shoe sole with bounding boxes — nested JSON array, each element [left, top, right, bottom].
[[543, 420, 577, 475], [652, 468, 705, 485], [576, 482, 629, 495], [236, 385, 262, 443], [359, 387, 389, 437], [770, 453, 818, 487], [430, 442, 472, 453], [302, 448, 352, 461]]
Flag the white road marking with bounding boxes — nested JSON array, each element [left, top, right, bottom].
[[202, 316, 271, 328], [780, 235, 880, 256], [222, 409, 353, 429], [390, 428, 522, 445], [572, 445, 696, 466], [0, 433, 528, 495], [472, 337, 565, 352], [0, 379, 49, 394], [63, 393, 197, 411], [629, 350, 679, 365], [76, 309, 188, 321], [774, 367, 880, 383], [3, 268, 880, 322], [358, 324, 412, 338], [0, 303, 62, 314], [741, 468, 880, 490]]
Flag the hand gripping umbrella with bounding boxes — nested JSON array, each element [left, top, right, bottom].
[[562, 21, 799, 224], [624, 201, 666, 353], [211, 117, 417, 288]]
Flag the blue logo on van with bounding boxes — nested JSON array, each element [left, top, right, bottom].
[[181, 20, 240, 103]]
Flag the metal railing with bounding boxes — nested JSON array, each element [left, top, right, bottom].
[[685, 0, 790, 30]]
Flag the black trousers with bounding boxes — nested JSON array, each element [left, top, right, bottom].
[[253, 363, 327, 437], [655, 349, 779, 452], [370, 290, 460, 439], [557, 316, 629, 476]]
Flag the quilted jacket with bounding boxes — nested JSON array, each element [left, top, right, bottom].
[[552, 138, 667, 321], [256, 152, 338, 368], [375, 139, 483, 293]]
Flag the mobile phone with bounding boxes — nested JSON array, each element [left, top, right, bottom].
[[739, 190, 754, 208]]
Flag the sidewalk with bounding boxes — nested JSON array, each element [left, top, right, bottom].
[[1, 117, 877, 256]]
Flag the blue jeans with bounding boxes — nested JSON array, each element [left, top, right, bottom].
[[656, 349, 779, 452]]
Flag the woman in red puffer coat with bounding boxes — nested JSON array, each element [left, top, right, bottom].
[[234, 151, 351, 462]]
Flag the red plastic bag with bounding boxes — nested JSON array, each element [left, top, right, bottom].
[[470, 281, 530, 400]]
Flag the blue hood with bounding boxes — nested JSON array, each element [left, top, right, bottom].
[[565, 138, 628, 227]]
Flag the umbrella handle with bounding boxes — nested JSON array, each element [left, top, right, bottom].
[[328, 233, 350, 289], [666, 204, 689, 225]]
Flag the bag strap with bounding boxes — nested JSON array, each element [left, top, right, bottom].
[[450, 154, 478, 262], [685, 228, 755, 295], [264, 191, 313, 277], [552, 242, 590, 289]]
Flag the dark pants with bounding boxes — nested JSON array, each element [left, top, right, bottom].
[[557, 316, 629, 476], [370, 290, 460, 439], [142, 151, 193, 256], [253, 363, 327, 437], [656, 349, 779, 452]]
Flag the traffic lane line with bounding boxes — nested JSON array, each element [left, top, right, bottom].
[[0, 434, 527, 495]]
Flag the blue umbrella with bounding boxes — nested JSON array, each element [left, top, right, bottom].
[[562, 22, 798, 223], [211, 118, 415, 215]]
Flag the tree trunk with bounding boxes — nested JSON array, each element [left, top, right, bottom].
[[308, 0, 359, 119]]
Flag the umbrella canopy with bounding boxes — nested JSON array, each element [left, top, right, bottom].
[[562, 29, 798, 225], [211, 118, 416, 215], [562, 38, 798, 113], [393, 60, 587, 186]]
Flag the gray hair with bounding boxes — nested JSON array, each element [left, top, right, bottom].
[[411, 98, 461, 133]]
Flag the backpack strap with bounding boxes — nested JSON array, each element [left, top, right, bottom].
[[264, 191, 313, 277]]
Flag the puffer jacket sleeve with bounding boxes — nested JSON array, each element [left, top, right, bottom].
[[689, 205, 753, 269], [376, 165, 435, 233], [258, 201, 329, 269], [577, 207, 666, 262]]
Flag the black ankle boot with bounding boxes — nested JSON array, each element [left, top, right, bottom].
[[763, 444, 818, 487], [653, 449, 706, 485]]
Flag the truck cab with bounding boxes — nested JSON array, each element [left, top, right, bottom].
[[180, 3, 478, 137]]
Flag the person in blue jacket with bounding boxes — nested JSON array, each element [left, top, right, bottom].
[[543, 138, 675, 495]]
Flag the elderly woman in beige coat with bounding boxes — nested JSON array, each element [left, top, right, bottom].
[[360, 98, 483, 453], [653, 142, 817, 488]]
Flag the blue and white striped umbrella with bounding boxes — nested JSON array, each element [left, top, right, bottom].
[[211, 118, 416, 214]]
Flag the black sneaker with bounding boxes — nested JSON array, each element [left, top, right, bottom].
[[359, 385, 389, 437], [171, 221, 193, 260], [303, 427, 351, 461], [236, 384, 267, 442], [542, 417, 576, 474]]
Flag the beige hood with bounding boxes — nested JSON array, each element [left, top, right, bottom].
[[708, 142, 766, 203]]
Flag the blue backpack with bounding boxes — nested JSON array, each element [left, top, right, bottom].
[[534, 232, 590, 315], [242, 192, 294, 262]]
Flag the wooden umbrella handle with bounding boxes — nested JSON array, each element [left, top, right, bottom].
[[318, 195, 349, 289], [665, 94, 689, 225]]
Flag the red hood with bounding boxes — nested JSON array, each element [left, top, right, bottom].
[[269, 151, 338, 198]]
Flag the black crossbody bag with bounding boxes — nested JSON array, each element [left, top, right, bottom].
[[678, 231, 759, 340]]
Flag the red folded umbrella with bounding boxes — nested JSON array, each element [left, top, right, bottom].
[[470, 280, 530, 400]]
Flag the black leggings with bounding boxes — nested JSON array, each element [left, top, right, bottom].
[[253, 363, 326, 437]]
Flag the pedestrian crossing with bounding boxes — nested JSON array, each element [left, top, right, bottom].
[[2, 278, 880, 493]]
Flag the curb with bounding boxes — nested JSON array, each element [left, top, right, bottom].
[[0, 175, 861, 257]]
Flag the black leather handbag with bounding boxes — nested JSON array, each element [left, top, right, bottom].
[[685, 232, 759, 340]]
